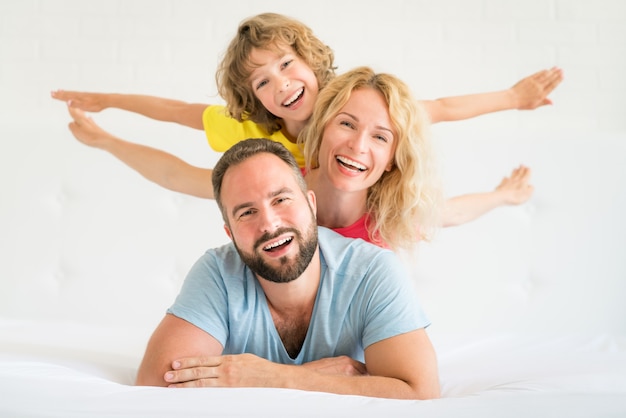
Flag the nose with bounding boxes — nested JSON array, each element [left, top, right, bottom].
[[258, 206, 281, 234], [347, 131, 368, 153], [279, 76, 290, 92]]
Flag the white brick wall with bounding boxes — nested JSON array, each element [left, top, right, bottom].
[[0, 0, 624, 131]]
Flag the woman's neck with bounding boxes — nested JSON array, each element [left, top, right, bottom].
[[305, 169, 367, 229]]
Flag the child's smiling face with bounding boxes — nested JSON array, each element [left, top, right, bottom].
[[248, 45, 319, 136]]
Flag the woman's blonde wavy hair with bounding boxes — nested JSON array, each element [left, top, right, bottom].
[[300, 67, 442, 250], [216, 13, 336, 134]]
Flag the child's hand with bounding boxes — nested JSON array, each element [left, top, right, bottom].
[[52, 90, 108, 112], [66, 105, 113, 149]]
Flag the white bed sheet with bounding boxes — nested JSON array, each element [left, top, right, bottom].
[[2, 320, 625, 418]]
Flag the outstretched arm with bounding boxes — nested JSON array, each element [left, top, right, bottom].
[[422, 67, 563, 124], [442, 165, 533, 227], [52, 90, 208, 130], [162, 329, 440, 400], [67, 106, 214, 199]]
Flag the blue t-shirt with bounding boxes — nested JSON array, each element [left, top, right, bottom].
[[168, 227, 429, 364]]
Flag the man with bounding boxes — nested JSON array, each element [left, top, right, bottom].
[[135, 138, 440, 400]]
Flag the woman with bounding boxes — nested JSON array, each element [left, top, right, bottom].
[[301, 67, 442, 250]]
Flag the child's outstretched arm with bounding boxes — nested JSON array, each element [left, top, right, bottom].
[[52, 90, 208, 130], [66, 105, 214, 199], [441, 165, 533, 227], [422, 67, 563, 124]]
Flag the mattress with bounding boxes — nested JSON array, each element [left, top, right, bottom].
[[2, 319, 625, 418]]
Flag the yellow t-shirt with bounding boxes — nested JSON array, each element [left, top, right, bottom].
[[202, 105, 305, 168]]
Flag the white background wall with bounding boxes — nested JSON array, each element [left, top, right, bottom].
[[1, 0, 625, 335]]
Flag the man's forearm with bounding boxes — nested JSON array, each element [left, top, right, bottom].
[[164, 353, 439, 400]]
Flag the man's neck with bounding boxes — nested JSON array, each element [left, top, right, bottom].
[[258, 248, 321, 358]]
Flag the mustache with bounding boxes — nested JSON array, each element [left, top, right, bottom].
[[254, 227, 301, 250]]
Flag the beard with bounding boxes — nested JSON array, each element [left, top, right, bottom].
[[233, 215, 318, 284]]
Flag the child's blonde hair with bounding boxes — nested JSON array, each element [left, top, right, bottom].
[[216, 13, 336, 134], [300, 67, 442, 250]]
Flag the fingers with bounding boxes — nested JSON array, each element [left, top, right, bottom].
[[165, 370, 216, 388], [50, 89, 66, 101], [543, 67, 564, 94], [165, 366, 215, 385], [172, 356, 222, 370], [51, 89, 81, 106], [165, 356, 224, 387], [510, 165, 531, 182], [534, 67, 563, 92], [67, 103, 85, 121]]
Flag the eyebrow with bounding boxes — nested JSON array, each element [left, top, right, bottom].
[[337, 111, 394, 135], [230, 187, 295, 218]]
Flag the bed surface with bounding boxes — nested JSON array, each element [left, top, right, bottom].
[[2, 319, 626, 418], [2, 320, 626, 417]]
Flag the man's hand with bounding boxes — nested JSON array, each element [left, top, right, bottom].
[[164, 353, 287, 388], [163, 354, 367, 388], [300, 356, 368, 376]]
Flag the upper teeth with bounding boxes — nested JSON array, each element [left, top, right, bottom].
[[337, 156, 367, 171], [283, 88, 303, 106], [264, 237, 292, 250]]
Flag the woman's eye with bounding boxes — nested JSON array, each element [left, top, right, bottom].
[[375, 134, 388, 143], [340, 120, 355, 129]]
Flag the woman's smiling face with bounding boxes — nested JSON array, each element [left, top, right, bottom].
[[317, 87, 397, 193]]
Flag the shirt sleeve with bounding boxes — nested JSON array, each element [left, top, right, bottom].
[[359, 250, 430, 349], [167, 251, 230, 346]]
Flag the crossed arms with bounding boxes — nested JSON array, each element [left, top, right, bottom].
[[135, 314, 440, 400]]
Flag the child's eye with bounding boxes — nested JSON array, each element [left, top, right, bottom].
[[281, 59, 293, 70], [255, 79, 268, 90]]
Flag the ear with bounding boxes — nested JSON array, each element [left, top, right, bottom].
[[307, 190, 317, 216], [223, 224, 233, 240], [385, 160, 395, 172]]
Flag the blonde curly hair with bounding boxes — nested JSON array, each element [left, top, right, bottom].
[[216, 13, 336, 134], [300, 67, 442, 250]]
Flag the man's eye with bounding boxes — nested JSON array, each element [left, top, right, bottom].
[[239, 209, 254, 218], [275, 196, 294, 206]]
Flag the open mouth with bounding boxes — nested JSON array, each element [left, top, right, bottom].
[[336, 155, 367, 172], [263, 236, 293, 252], [282, 87, 304, 107]]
